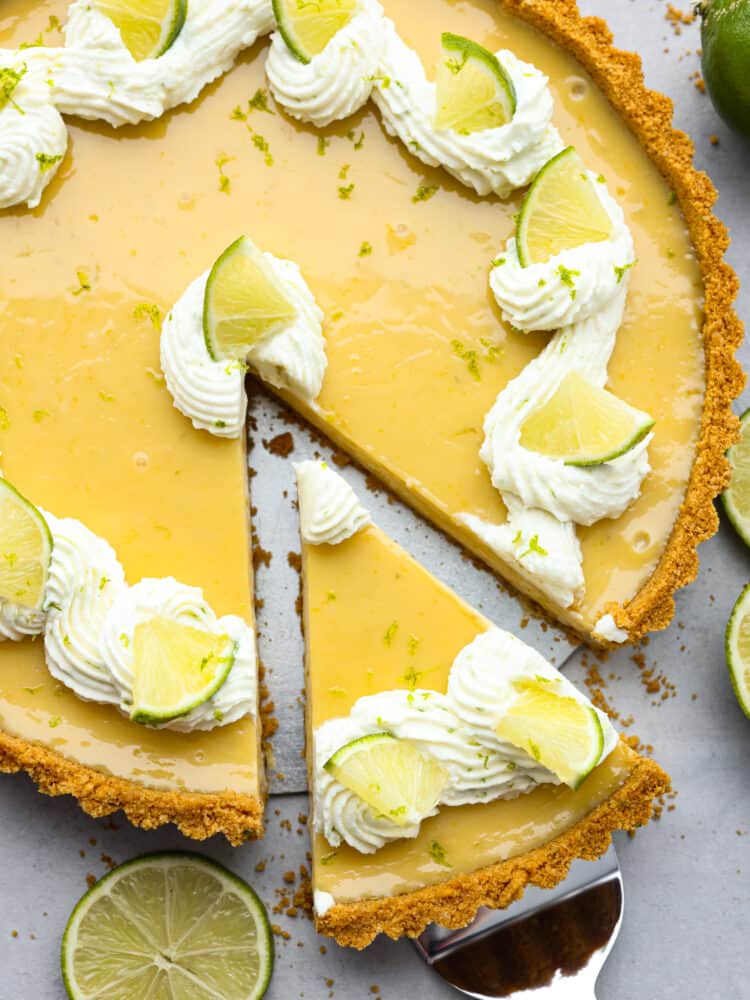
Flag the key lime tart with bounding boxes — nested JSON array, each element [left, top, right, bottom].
[[294, 462, 669, 948], [0, 0, 740, 834]]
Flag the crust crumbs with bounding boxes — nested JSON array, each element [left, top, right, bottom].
[[501, 0, 744, 642], [316, 751, 669, 949], [0, 727, 264, 846]]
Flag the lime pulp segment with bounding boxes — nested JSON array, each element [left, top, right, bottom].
[[272, 0, 358, 64], [725, 583, 750, 720], [0, 478, 53, 610], [519, 371, 654, 467], [435, 32, 517, 133], [325, 732, 449, 826], [93, 0, 187, 61], [61, 852, 274, 1000], [131, 615, 235, 724], [203, 236, 298, 362], [516, 147, 614, 266]]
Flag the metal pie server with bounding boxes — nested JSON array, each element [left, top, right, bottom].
[[413, 846, 623, 999]]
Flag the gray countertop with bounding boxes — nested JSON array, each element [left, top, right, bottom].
[[2, 2, 749, 998]]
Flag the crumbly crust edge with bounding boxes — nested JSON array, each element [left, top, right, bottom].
[[316, 752, 669, 949], [0, 727, 264, 846], [502, 0, 744, 640]]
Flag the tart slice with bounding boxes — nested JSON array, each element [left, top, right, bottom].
[[295, 462, 669, 948]]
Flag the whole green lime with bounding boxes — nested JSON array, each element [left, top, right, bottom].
[[700, 0, 750, 138]]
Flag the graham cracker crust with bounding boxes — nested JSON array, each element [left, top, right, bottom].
[[316, 749, 669, 949], [0, 726, 264, 846]]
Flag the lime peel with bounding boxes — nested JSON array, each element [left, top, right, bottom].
[[725, 582, 750, 720], [721, 405, 750, 548]]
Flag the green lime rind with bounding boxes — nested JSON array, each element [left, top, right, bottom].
[[700, 0, 750, 139], [725, 582, 750, 721], [271, 0, 310, 63], [564, 417, 655, 468], [130, 634, 236, 725], [62, 852, 274, 1000], [157, 0, 187, 57], [440, 31, 517, 122], [323, 731, 396, 771], [0, 477, 53, 611], [721, 405, 750, 548], [516, 146, 575, 268], [569, 708, 603, 789]]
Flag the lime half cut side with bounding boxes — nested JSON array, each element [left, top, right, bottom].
[[496, 679, 604, 789], [725, 583, 750, 720], [203, 236, 298, 362], [722, 406, 750, 548], [435, 32, 516, 134], [61, 852, 274, 1000], [519, 371, 654, 467], [516, 147, 614, 266], [92, 0, 187, 61], [324, 732, 449, 826], [130, 615, 235, 724], [272, 0, 358, 64], [0, 478, 52, 610]]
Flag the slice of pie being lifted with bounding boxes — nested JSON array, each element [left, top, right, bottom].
[[296, 462, 669, 949]]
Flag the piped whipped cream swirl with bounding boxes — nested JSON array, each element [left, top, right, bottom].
[[489, 179, 635, 332], [0, 55, 67, 210], [161, 255, 326, 437], [371, 25, 563, 198], [266, 0, 386, 128], [314, 626, 617, 854], [100, 577, 257, 731], [295, 460, 371, 545]]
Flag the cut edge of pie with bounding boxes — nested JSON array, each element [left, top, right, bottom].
[[316, 749, 667, 949], [0, 719, 266, 846], [262, 0, 744, 647]]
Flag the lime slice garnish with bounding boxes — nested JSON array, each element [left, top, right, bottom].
[[130, 615, 235, 724], [324, 732, 448, 826], [0, 478, 52, 610], [61, 852, 274, 1000], [725, 583, 750, 719], [516, 147, 614, 266], [92, 0, 187, 61], [435, 32, 516, 134], [203, 236, 298, 363], [272, 0, 358, 64], [722, 406, 750, 548], [496, 678, 604, 789], [519, 371, 654, 467]]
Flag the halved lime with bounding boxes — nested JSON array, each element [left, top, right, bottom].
[[725, 583, 750, 719], [0, 478, 52, 610], [92, 0, 187, 61], [722, 406, 750, 547], [496, 678, 604, 789], [516, 147, 614, 266], [519, 371, 654, 467], [61, 852, 274, 1000], [203, 236, 297, 362], [324, 732, 448, 826], [435, 32, 516, 133], [272, 0, 357, 64], [131, 615, 235, 724]]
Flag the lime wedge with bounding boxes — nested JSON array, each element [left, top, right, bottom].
[[92, 0, 187, 61], [272, 0, 358, 64], [131, 615, 235, 724], [516, 147, 614, 266], [203, 236, 297, 362], [496, 678, 604, 789], [519, 371, 654, 467], [61, 852, 274, 1000], [435, 32, 516, 133], [324, 732, 448, 826], [0, 478, 52, 610], [722, 406, 750, 548], [725, 583, 750, 719]]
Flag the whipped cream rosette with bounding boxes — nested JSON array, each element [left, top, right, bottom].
[[295, 460, 371, 545], [266, 0, 387, 127]]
